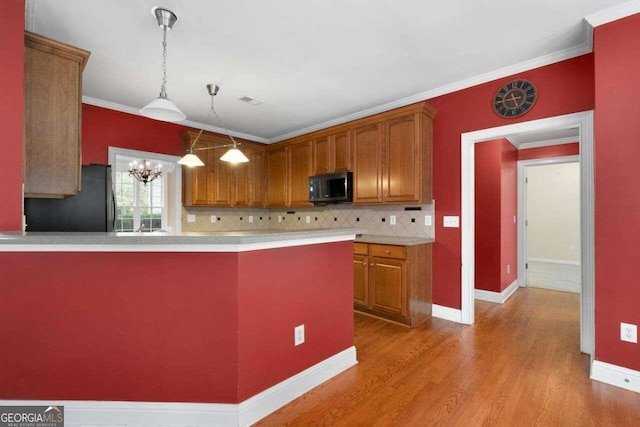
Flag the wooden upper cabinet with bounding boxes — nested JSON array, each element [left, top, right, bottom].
[[312, 136, 331, 175], [384, 113, 421, 203], [265, 146, 288, 207], [312, 131, 352, 175], [288, 140, 313, 206], [353, 123, 384, 204], [333, 131, 352, 172], [181, 130, 264, 207], [24, 32, 90, 198], [234, 147, 264, 207], [353, 104, 434, 205]]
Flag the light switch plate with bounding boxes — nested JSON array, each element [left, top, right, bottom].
[[306, 215, 310, 224], [390, 215, 397, 225], [187, 214, 196, 223], [210, 215, 217, 223], [443, 216, 460, 228], [249, 216, 254, 223], [425, 215, 432, 226]]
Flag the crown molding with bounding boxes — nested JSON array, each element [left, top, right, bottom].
[[508, 135, 579, 150], [269, 40, 592, 143], [586, 0, 640, 27], [82, 96, 269, 144]]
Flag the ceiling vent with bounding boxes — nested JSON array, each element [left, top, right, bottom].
[[238, 96, 263, 106]]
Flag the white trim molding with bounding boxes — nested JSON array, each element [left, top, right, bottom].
[[475, 280, 519, 304], [0, 346, 357, 427], [586, 0, 640, 28], [591, 360, 640, 394], [432, 304, 463, 323], [461, 111, 595, 355]]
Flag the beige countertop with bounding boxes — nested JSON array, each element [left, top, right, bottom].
[[0, 228, 365, 252], [354, 234, 434, 246]]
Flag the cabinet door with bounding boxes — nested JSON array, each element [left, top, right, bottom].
[[232, 152, 251, 207], [288, 141, 313, 206], [333, 131, 352, 172], [313, 137, 331, 175], [249, 149, 265, 207], [353, 255, 369, 308], [210, 147, 232, 206], [370, 257, 407, 316], [384, 113, 421, 203], [266, 147, 288, 207], [184, 147, 214, 206], [353, 123, 383, 204], [24, 34, 89, 197]]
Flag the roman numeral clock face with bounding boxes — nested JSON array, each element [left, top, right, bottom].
[[493, 79, 537, 118]]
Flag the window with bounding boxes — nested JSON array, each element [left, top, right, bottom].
[[108, 148, 182, 233]]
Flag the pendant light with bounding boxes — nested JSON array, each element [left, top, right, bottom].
[[140, 6, 186, 122], [178, 84, 249, 167]]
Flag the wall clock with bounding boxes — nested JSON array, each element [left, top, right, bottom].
[[493, 79, 537, 118]]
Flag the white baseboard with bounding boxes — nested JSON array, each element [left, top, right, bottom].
[[475, 280, 519, 304], [432, 304, 463, 323], [591, 360, 640, 394], [0, 346, 357, 427], [528, 257, 580, 266]]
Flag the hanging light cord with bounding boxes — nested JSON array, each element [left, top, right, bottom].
[[188, 94, 240, 153], [159, 25, 169, 98]]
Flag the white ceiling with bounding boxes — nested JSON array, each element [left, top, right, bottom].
[[26, 0, 632, 143]]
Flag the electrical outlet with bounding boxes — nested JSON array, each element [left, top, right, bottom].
[[507, 264, 511, 274], [390, 215, 397, 225], [278, 215, 283, 223], [621, 322, 638, 343], [513, 215, 517, 224], [210, 215, 217, 223], [306, 215, 310, 224], [294, 324, 305, 346], [425, 215, 432, 226], [187, 214, 196, 223], [249, 215, 254, 223]]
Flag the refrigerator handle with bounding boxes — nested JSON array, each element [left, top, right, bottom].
[[111, 191, 116, 231]]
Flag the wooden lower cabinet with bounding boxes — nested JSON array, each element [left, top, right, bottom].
[[353, 242, 432, 327]]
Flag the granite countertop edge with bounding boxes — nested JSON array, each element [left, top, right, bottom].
[[0, 228, 366, 246], [354, 234, 435, 246]]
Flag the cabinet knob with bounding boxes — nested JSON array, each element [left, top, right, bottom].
[[384, 250, 390, 254], [370, 263, 375, 266], [362, 260, 367, 265], [377, 194, 381, 198]]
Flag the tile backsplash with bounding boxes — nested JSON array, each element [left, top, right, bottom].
[[182, 202, 435, 238]]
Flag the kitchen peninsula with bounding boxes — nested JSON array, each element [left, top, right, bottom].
[[0, 228, 361, 426]]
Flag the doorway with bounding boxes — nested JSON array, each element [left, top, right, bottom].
[[520, 158, 581, 293], [461, 111, 594, 355]]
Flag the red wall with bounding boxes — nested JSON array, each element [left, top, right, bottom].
[[518, 142, 579, 161], [500, 140, 518, 290], [428, 54, 594, 308], [474, 139, 517, 293], [593, 14, 640, 371], [474, 139, 502, 292], [0, 0, 25, 231], [82, 104, 188, 164], [0, 242, 354, 402]]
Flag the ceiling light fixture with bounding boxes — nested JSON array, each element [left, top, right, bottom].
[[178, 84, 249, 167], [140, 6, 186, 122]]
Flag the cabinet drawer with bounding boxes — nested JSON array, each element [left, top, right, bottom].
[[369, 244, 406, 259], [353, 242, 369, 255]]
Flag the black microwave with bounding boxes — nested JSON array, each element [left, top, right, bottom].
[[308, 171, 353, 204]]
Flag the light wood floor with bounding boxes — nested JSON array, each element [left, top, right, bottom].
[[256, 288, 640, 426]]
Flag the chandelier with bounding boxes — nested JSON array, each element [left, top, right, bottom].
[[129, 160, 162, 185]]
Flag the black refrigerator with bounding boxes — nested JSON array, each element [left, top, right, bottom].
[[24, 164, 116, 232]]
